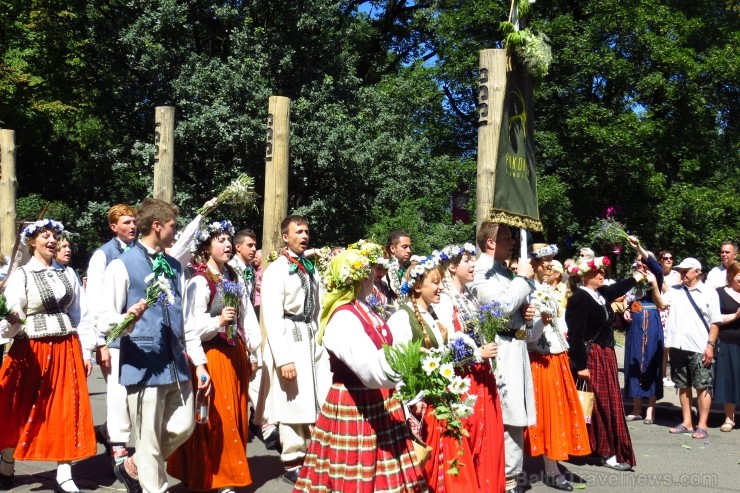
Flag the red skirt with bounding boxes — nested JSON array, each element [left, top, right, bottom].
[[167, 337, 252, 490], [0, 335, 96, 461], [524, 352, 591, 460], [422, 404, 479, 493], [462, 362, 505, 493], [587, 345, 636, 466], [295, 383, 427, 492]]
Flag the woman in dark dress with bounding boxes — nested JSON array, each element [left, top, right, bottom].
[[622, 247, 664, 424], [565, 236, 646, 471], [714, 262, 740, 433]]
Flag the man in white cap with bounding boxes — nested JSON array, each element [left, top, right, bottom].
[[654, 257, 722, 441]]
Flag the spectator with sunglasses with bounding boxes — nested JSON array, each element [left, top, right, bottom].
[[658, 250, 680, 387]]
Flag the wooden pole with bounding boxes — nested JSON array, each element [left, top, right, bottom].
[[476, 49, 508, 233], [261, 96, 291, 263], [0, 129, 17, 257], [153, 106, 175, 203]]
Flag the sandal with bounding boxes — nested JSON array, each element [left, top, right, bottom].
[[691, 427, 708, 439], [643, 418, 654, 425], [625, 414, 643, 422], [720, 419, 735, 432], [669, 424, 693, 434]]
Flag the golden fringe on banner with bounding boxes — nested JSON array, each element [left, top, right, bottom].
[[488, 210, 543, 232]]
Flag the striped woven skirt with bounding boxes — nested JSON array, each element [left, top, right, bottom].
[[525, 352, 591, 460], [294, 383, 428, 492], [587, 345, 636, 466], [0, 334, 96, 461]]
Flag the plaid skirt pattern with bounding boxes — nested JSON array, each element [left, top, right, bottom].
[[294, 383, 428, 493], [587, 345, 636, 466]]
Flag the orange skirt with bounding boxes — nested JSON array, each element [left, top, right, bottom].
[[421, 405, 479, 493], [167, 337, 252, 490], [0, 335, 96, 461], [524, 351, 591, 460]]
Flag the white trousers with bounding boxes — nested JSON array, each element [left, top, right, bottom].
[[127, 381, 195, 493], [107, 348, 131, 443], [503, 424, 524, 479], [278, 422, 311, 465]]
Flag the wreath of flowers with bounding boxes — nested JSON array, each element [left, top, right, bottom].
[[567, 256, 611, 276], [347, 239, 386, 265], [435, 243, 477, 264], [323, 254, 371, 292], [400, 255, 440, 296], [189, 219, 235, 253], [21, 219, 64, 245], [530, 244, 559, 259]]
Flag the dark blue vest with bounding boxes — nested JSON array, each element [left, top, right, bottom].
[[118, 245, 190, 387]]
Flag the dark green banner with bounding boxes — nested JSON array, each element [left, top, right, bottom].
[[490, 61, 542, 231]]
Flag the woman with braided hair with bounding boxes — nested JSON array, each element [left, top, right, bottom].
[[435, 243, 506, 493], [387, 256, 479, 492]]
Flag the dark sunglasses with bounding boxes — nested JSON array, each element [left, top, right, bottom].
[[661, 256, 674, 261]]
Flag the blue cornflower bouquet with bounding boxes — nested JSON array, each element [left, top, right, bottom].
[[106, 273, 175, 347], [219, 280, 243, 342], [476, 301, 510, 369], [366, 293, 391, 321]]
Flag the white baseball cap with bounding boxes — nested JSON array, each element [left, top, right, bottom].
[[675, 257, 702, 270]]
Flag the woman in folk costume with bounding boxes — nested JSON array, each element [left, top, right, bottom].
[[621, 245, 664, 424], [565, 236, 645, 472], [0, 220, 97, 493], [434, 243, 506, 493], [167, 220, 261, 493], [348, 239, 395, 320], [524, 244, 590, 492], [294, 248, 427, 492], [387, 256, 479, 492]]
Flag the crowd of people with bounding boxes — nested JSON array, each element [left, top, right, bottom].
[[0, 200, 738, 493]]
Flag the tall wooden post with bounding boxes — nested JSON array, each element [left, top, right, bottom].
[[261, 96, 291, 263], [153, 106, 175, 203], [476, 49, 508, 233], [0, 129, 17, 256]]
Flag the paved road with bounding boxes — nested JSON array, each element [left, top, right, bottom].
[[5, 344, 738, 492]]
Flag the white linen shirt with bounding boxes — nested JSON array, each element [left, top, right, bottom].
[[95, 245, 207, 366], [663, 283, 722, 354], [322, 301, 396, 389]]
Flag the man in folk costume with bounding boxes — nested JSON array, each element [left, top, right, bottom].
[[382, 230, 412, 305], [97, 198, 211, 493], [470, 222, 537, 493], [260, 215, 331, 484], [228, 228, 279, 449], [85, 204, 137, 468]]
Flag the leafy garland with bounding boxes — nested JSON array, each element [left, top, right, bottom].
[[499, 0, 552, 79]]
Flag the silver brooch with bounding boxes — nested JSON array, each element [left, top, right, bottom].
[[47, 271, 54, 278]]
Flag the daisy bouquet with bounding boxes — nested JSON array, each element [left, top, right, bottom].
[[219, 280, 243, 342], [105, 273, 175, 347], [384, 339, 477, 475], [532, 284, 559, 320], [198, 173, 257, 215]]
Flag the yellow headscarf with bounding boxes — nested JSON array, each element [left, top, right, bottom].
[[318, 249, 371, 344]]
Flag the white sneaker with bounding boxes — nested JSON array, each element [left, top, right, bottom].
[[663, 377, 675, 387]]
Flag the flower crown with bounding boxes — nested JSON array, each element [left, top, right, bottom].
[[323, 254, 371, 292], [190, 219, 235, 253], [400, 255, 440, 295], [347, 239, 386, 266], [530, 244, 559, 259], [568, 256, 611, 276], [435, 243, 477, 264], [21, 219, 64, 245]]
